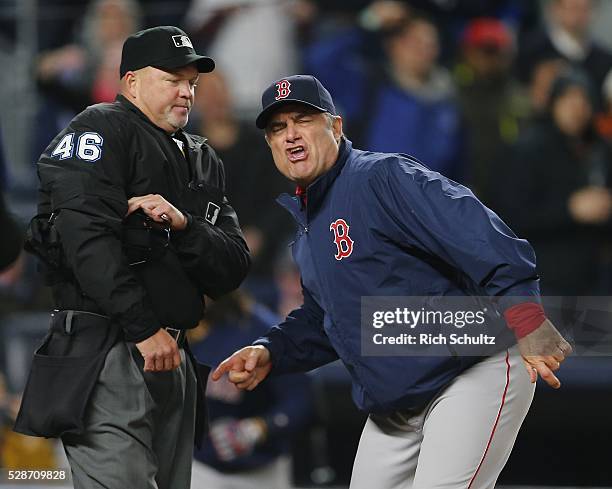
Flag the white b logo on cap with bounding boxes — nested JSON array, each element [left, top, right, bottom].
[[275, 80, 291, 100], [172, 35, 193, 48]]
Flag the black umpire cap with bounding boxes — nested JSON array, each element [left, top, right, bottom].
[[120, 26, 215, 79], [256, 75, 337, 129]]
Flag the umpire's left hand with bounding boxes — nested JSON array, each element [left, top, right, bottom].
[[127, 194, 187, 231]]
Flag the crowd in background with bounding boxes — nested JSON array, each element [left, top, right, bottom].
[[1, 0, 612, 486]]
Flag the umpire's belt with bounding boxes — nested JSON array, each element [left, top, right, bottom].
[[54, 312, 187, 347], [46, 309, 117, 357], [51, 309, 109, 334]]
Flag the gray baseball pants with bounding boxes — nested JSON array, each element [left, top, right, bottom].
[[190, 456, 291, 489], [61, 341, 197, 489], [350, 346, 535, 489]]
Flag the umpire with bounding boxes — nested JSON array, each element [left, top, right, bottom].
[[14, 26, 250, 489]]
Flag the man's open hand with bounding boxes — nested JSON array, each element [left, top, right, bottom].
[[517, 319, 573, 389]]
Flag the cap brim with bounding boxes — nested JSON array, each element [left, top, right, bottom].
[[154, 54, 215, 73], [255, 99, 327, 129]]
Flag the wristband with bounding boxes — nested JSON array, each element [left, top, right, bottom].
[[503, 302, 546, 339]]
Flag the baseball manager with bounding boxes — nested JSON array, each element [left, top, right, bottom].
[[213, 75, 572, 489]]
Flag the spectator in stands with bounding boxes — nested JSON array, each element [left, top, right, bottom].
[[189, 291, 312, 489], [518, 0, 612, 109], [34, 0, 141, 159], [184, 0, 299, 119], [305, 4, 465, 180], [0, 131, 22, 274], [0, 128, 9, 192], [0, 130, 24, 430], [500, 69, 612, 295], [594, 67, 612, 141], [36, 0, 141, 112], [192, 70, 293, 285], [454, 17, 530, 205], [0, 194, 22, 274], [528, 56, 571, 114], [272, 250, 303, 319]]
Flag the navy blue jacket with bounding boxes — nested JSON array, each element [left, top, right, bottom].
[[254, 139, 540, 414], [193, 304, 312, 472]]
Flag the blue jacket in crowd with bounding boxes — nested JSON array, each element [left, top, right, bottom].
[[304, 27, 465, 181], [254, 139, 540, 414], [192, 304, 312, 472]]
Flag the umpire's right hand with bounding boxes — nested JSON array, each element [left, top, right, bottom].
[[136, 328, 181, 372]]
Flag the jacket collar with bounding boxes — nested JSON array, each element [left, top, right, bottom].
[[116, 94, 162, 130], [304, 137, 352, 216]]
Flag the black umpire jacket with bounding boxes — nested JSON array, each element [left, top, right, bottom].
[[16, 94, 250, 441], [36, 94, 250, 341]]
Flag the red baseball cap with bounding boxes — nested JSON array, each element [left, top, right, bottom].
[[462, 18, 513, 52]]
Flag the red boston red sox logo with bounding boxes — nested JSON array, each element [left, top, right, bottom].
[[330, 218, 354, 261], [275, 79, 291, 100]]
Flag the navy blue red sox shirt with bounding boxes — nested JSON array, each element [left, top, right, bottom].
[[253, 137, 543, 414]]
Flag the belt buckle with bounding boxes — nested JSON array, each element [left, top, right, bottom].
[[165, 327, 185, 345]]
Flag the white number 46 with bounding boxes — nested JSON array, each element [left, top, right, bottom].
[[51, 132, 104, 162]]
